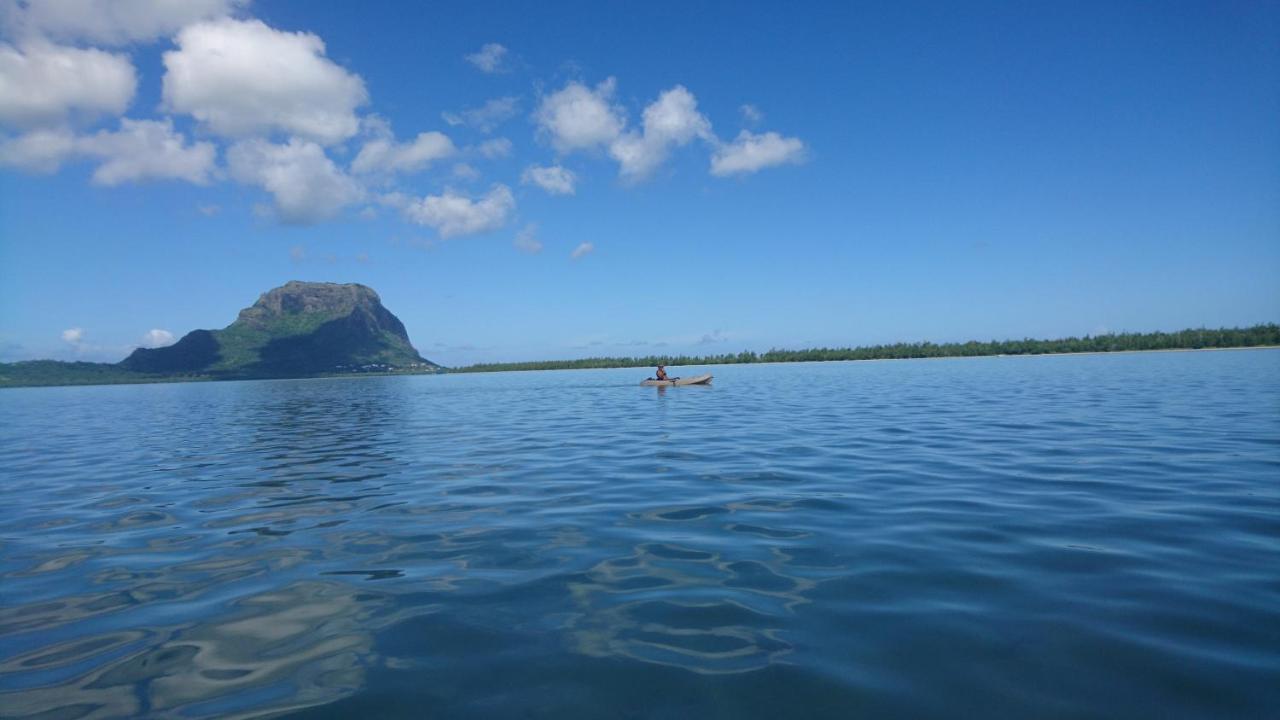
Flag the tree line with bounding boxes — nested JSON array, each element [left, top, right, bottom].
[[451, 323, 1280, 373]]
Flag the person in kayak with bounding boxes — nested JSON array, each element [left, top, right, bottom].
[[655, 365, 668, 381]]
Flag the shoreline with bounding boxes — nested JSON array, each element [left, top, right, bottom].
[[449, 344, 1280, 374], [4, 344, 1276, 389], [792, 344, 1280, 364]]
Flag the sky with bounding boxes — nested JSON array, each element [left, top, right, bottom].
[[1, 0, 1277, 367]]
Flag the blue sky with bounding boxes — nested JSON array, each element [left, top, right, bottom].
[[1, 0, 1277, 366]]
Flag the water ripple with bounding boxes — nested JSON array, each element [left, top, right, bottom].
[[2, 350, 1279, 718]]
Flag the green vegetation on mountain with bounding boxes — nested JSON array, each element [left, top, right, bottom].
[[453, 324, 1280, 373], [121, 281, 435, 378], [1, 281, 438, 388]]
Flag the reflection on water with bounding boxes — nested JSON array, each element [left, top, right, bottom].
[[1, 581, 404, 719], [567, 539, 813, 674], [3, 352, 1280, 718]]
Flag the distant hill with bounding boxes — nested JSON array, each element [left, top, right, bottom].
[[120, 281, 434, 377], [1, 282, 438, 387]]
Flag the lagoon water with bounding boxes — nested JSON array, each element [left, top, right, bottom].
[[1, 350, 1278, 718]]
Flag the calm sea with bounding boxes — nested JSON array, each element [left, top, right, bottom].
[[1, 350, 1278, 719]]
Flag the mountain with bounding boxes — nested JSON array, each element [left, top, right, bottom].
[[119, 281, 436, 378]]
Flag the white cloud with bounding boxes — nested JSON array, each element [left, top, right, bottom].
[[570, 242, 594, 260], [358, 113, 391, 138], [0, 41, 136, 128], [0, 118, 214, 184], [452, 162, 479, 180], [465, 42, 507, 73], [141, 328, 174, 348], [639, 85, 713, 146], [61, 327, 84, 344], [227, 138, 363, 224], [609, 85, 712, 180], [402, 184, 514, 238], [79, 118, 215, 185], [376, 191, 410, 209], [441, 96, 519, 133], [198, 203, 220, 216], [0, 127, 76, 172], [534, 78, 625, 153], [351, 131, 455, 175], [0, 0, 245, 45], [477, 137, 512, 159], [521, 164, 575, 195], [739, 104, 763, 125], [514, 223, 542, 254], [162, 18, 367, 145], [534, 81, 715, 181], [710, 130, 806, 176]]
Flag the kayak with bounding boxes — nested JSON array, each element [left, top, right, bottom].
[[640, 373, 713, 387]]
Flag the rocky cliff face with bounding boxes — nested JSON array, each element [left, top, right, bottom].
[[119, 282, 436, 377], [235, 282, 402, 333]]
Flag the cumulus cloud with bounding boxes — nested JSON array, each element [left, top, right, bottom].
[[402, 184, 514, 238], [61, 327, 84, 344], [0, 0, 245, 45], [465, 42, 507, 73], [79, 118, 215, 185], [739, 104, 763, 125], [1, 119, 214, 184], [570, 242, 594, 260], [352, 131, 455, 175], [227, 138, 363, 223], [141, 328, 174, 348], [452, 162, 479, 180], [534, 80, 716, 180], [0, 127, 76, 172], [477, 137, 512, 159], [162, 18, 367, 145], [639, 86, 711, 147], [609, 85, 712, 180], [521, 164, 575, 195], [376, 191, 409, 209], [710, 130, 806, 176], [441, 96, 519, 133], [513, 223, 543, 254], [0, 41, 136, 128], [534, 78, 625, 153]]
